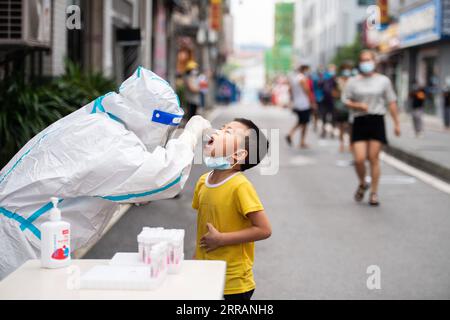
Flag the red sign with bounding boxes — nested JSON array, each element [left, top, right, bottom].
[[210, 0, 222, 31]]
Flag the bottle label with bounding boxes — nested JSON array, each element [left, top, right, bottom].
[[51, 229, 70, 260]]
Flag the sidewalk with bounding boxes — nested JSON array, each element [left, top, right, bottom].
[[385, 113, 450, 183]]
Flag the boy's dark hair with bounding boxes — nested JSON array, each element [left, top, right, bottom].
[[233, 118, 269, 172]]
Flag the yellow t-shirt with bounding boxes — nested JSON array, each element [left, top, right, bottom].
[[192, 171, 264, 295]]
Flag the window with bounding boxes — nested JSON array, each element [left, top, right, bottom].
[[358, 0, 376, 6]]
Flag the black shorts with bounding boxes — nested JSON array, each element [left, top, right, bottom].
[[351, 115, 388, 144], [293, 109, 311, 125], [224, 289, 255, 301], [334, 109, 350, 123]]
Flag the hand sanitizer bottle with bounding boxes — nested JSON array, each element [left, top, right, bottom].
[[41, 197, 71, 268]]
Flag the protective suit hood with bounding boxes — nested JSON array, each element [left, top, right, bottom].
[[92, 67, 184, 150]]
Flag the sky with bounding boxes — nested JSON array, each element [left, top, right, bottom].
[[230, 0, 275, 48]]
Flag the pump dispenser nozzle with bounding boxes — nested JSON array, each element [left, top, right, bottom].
[[49, 197, 61, 221]]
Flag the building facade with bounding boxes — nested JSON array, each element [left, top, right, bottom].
[[294, 0, 374, 68], [371, 0, 450, 115], [265, 2, 295, 80], [0, 0, 231, 89]]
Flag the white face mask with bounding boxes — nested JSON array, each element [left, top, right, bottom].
[[204, 155, 234, 170], [203, 149, 245, 171], [359, 61, 375, 74], [342, 69, 352, 77]]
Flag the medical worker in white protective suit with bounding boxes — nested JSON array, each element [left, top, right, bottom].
[[0, 67, 211, 279]]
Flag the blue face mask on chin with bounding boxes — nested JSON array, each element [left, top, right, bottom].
[[204, 154, 237, 171], [203, 152, 244, 170]]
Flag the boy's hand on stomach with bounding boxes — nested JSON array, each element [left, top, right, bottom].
[[200, 223, 223, 252]]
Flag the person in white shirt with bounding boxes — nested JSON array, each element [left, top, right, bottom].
[[286, 65, 314, 149]]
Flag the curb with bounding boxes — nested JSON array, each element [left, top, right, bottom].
[[384, 145, 450, 184]]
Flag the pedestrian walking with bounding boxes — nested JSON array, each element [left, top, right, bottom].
[[286, 65, 314, 149], [312, 67, 326, 135], [198, 72, 209, 109], [409, 82, 427, 137], [342, 50, 401, 206], [320, 64, 337, 139], [334, 62, 353, 152], [443, 86, 450, 130], [183, 60, 201, 121], [307, 73, 318, 131]]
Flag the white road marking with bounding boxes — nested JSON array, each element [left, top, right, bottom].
[[336, 160, 353, 167], [379, 175, 417, 185], [289, 155, 316, 166], [380, 152, 450, 195], [317, 139, 340, 147]]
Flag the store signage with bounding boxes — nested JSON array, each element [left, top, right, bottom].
[[210, 0, 222, 31], [399, 0, 442, 48], [443, 0, 450, 35], [377, 0, 390, 25], [154, 1, 167, 78], [378, 23, 400, 53]]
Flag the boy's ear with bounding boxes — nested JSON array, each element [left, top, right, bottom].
[[234, 149, 248, 164]]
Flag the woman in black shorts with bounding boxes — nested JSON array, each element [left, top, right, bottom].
[[342, 50, 401, 206]]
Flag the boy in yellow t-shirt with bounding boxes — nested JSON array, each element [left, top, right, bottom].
[[192, 118, 272, 300]]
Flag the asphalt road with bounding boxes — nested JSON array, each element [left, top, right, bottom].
[[86, 104, 450, 299]]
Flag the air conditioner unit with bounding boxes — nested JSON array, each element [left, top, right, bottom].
[[0, 0, 52, 48]]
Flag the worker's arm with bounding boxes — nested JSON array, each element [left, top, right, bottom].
[[200, 210, 272, 252], [96, 116, 211, 203]]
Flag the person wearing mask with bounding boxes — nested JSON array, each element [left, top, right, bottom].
[[409, 82, 427, 137], [443, 85, 450, 131], [183, 60, 201, 121], [286, 65, 314, 149], [312, 66, 326, 132], [334, 62, 353, 152], [198, 72, 209, 109], [0, 67, 212, 279], [307, 72, 317, 131], [321, 64, 338, 138], [342, 50, 401, 206]]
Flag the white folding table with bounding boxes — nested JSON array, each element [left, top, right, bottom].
[[0, 259, 226, 300]]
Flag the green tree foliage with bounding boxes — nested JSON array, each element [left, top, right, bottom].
[[0, 61, 116, 167], [332, 33, 366, 68]]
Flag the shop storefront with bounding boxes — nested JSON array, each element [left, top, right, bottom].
[[376, 23, 409, 111], [398, 0, 450, 116]]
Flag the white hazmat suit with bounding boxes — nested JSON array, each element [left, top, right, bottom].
[[0, 67, 210, 280]]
